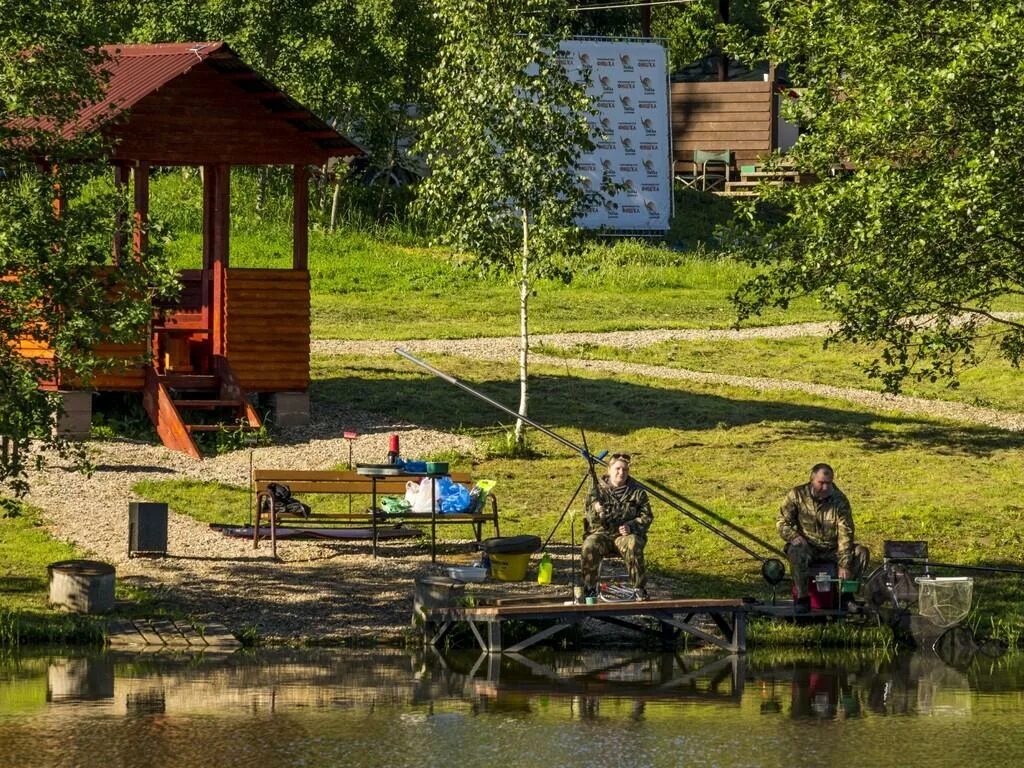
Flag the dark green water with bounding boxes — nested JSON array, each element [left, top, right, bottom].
[[1, 647, 1022, 768]]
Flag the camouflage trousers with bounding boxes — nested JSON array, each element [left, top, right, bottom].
[[787, 541, 870, 598], [581, 531, 647, 589]]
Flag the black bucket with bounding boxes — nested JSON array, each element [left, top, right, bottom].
[[480, 535, 541, 555]]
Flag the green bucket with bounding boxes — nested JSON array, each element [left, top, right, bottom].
[[840, 579, 860, 594]]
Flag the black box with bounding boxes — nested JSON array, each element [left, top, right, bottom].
[[128, 502, 168, 557]]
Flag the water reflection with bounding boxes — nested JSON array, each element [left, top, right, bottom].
[[1, 646, 1023, 767]]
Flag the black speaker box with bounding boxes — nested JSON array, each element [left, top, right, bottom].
[[128, 502, 168, 557]]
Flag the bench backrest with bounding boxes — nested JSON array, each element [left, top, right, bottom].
[[254, 469, 474, 496]]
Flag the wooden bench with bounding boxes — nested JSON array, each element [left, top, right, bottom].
[[252, 469, 499, 560]]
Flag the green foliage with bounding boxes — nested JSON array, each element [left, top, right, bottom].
[[651, 0, 766, 75], [415, 0, 601, 444], [90, 393, 157, 441], [484, 430, 540, 460], [416, 0, 596, 276], [666, 187, 737, 250], [0, 9, 178, 495], [728, 1, 1024, 393]]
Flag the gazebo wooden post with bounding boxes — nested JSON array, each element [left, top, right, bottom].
[[132, 161, 150, 257], [293, 164, 309, 270], [211, 163, 230, 356], [113, 163, 130, 264], [269, 162, 312, 427]]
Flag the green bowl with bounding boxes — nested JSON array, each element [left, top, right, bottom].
[[426, 461, 449, 475], [840, 579, 860, 594]]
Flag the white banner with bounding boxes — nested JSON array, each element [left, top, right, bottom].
[[560, 38, 672, 232]]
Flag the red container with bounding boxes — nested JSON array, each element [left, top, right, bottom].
[[791, 561, 837, 609]]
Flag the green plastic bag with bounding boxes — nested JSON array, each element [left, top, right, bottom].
[[380, 496, 412, 516]]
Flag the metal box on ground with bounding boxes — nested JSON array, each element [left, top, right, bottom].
[[128, 502, 168, 557]]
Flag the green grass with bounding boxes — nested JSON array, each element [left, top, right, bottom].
[[535, 335, 1024, 412], [162, 226, 830, 339], [9, 349, 1022, 649], [0, 500, 107, 646], [0, 499, 171, 648], [129, 351, 1024, 646]]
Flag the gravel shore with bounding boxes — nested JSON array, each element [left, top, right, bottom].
[[15, 323, 1023, 645]]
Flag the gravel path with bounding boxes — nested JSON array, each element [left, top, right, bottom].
[[20, 405, 501, 645], [315, 316, 1024, 432], [15, 320, 1023, 646]]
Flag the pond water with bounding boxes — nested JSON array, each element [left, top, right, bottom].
[[1, 645, 1023, 768]]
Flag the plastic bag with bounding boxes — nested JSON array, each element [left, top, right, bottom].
[[440, 484, 472, 513], [380, 496, 411, 516], [406, 477, 437, 513]]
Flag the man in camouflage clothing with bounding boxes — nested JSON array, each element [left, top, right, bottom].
[[777, 463, 870, 611], [581, 453, 654, 601]]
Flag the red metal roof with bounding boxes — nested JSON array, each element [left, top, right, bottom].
[[13, 41, 361, 161], [78, 42, 227, 131]]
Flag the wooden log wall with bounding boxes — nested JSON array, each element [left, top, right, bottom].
[[671, 81, 775, 172], [224, 268, 310, 392]]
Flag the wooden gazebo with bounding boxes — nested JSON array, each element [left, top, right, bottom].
[[38, 42, 361, 457]]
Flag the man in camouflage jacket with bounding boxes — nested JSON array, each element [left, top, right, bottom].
[[581, 454, 654, 601], [777, 463, 870, 607]]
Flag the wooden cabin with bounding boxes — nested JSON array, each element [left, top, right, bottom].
[[19, 42, 361, 458], [671, 79, 800, 191]]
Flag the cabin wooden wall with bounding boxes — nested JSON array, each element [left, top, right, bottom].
[[224, 268, 310, 391], [671, 81, 775, 172], [12, 317, 146, 391]]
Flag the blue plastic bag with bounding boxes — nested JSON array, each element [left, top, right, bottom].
[[440, 483, 472, 513]]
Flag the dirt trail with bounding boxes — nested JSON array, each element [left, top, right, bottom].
[[313, 318, 1024, 432]]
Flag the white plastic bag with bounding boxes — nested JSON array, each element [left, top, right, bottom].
[[409, 477, 437, 513], [405, 481, 420, 507]]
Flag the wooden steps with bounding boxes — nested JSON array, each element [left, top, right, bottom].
[[718, 166, 812, 198], [173, 398, 245, 409], [142, 354, 261, 458]]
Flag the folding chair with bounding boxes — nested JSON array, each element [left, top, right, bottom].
[[693, 149, 732, 191]]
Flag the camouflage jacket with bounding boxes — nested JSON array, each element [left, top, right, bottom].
[[777, 482, 856, 568], [585, 477, 653, 537]]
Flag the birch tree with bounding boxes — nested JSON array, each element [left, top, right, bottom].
[[415, 0, 597, 448]]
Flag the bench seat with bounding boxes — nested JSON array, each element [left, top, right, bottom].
[[253, 469, 499, 559]]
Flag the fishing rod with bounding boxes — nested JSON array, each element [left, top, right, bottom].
[[542, 449, 609, 549], [909, 561, 1024, 577], [643, 478, 785, 559], [396, 348, 787, 582]]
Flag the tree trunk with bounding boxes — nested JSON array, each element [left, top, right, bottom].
[[330, 175, 342, 232], [515, 210, 530, 446]]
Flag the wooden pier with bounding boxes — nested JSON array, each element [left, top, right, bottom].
[[106, 619, 241, 651], [421, 597, 749, 654]]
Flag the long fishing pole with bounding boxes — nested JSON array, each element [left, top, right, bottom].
[[396, 347, 782, 568], [643, 478, 785, 558], [915, 561, 1024, 576], [543, 449, 609, 550]]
